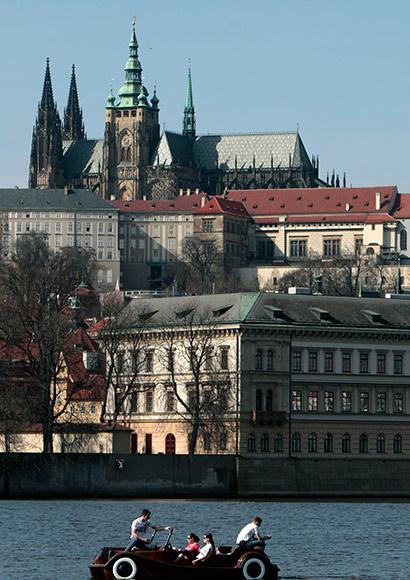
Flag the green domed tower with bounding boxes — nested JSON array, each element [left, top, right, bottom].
[[102, 20, 160, 200]]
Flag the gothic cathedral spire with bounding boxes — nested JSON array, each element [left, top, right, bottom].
[[29, 59, 64, 189], [63, 65, 85, 140], [182, 63, 196, 141]]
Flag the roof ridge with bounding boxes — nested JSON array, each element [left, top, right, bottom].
[[196, 131, 298, 138]]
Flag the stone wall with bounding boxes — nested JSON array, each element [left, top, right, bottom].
[[2, 454, 410, 498]]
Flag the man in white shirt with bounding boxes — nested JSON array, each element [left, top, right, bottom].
[[125, 508, 170, 551], [236, 516, 272, 549]]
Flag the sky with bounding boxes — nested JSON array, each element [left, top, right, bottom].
[[2, 0, 410, 191]]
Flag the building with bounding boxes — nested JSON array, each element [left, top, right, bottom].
[[109, 292, 410, 457], [0, 188, 120, 291], [28, 23, 329, 199]]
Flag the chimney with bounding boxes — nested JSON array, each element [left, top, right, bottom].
[[375, 191, 381, 210], [110, 194, 116, 201], [179, 188, 184, 196], [187, 188, 191, 196], [345, 202, 351, 211], [201, 195, 206, 207], [142, 194, 146, 201], [195, 188, 200, 194], [64, 185, 69, 195]]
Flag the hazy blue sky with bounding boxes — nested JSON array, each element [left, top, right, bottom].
[[2, 0, 410, 190]]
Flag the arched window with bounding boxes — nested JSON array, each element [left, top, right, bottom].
[[400, 230, 407, 251], [256, 389, 263, 411], [342, 433, 351, 453], [274, 433, 283, 452], [359, 433, 368, 453], [324, 433, 333, 453], [255, 349, 263, 370], [376, 434, 385, 454], [261, 433, 270, 452], [291, 432, 301, 453], [266, 389, 273, 411], [247, 433, 256, 452], [308, 433, 317, 453], [165, 433, 176, 454], [394, 434, 402, 454], [267, 350, 274, 371], [219, 431, 228, 451]]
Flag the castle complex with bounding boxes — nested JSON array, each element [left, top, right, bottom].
[[29, 22, 325, 200]]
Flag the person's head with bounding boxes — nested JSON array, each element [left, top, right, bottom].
[[140, 509, 151, 521], [253, 516, 262, 527], [187, 533, 199, 544], [203, 532, 215, 547]]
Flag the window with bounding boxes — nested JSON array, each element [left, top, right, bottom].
[[291, 390, 302, 412], [324, 352, 334, 372], [292, 351, 302, 372], [394, 354, 403, 374], [355, 237, 363, 255], [146, 351, 154, 373], [342, 391, 352, 412], [400, 229, 407, 251], [308, 351, 318, 372], [359, 434, 368, 454], [68, 222, 74, 233], [116, 351, 125, 374], [55, 234, 62, 247], [130, 392, 139, 413], [274, 433, 283, 453], [202, 219, 214, 233], [394, 392, 403, 414], [308, 391, 318, 412], [98, 236, 104, 247], [308, 433, 317, 453], [255, 349, 263, 370], [323, 238, 341, 257], [342, 433, 351, 453], [55, 223, 61, 233], [145, 390, 153, 413], [376, 392, 386, 414], [247, 433, 256, 452], [291, 433, 301, 453], [219, 432, 228, 451], [266, 389, 273, 411], [188, 389, 198, 410], [261, 433, 269, 452], [324, 391, 334, 412], [360, 353, 369, 373], [290, 239, 307, 257], [342, 352, 352, 373], [376, 434, 385, 454], [220, 348, 229, 370], [203, 433, 211, 451], [166, 391, 175, 413], [360, 392, 369, 413], [394, 434, 402, 454], [324, 433, 333, 453], [267, 350, 274, 371], [165, 433, 176, 455], [377, 353, 386, 374], [256, 389, 263, 411]]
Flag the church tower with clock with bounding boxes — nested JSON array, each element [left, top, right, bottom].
[[101, 21, 160, 200]]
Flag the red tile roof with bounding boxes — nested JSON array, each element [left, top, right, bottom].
[[110, 193, 207, 213], [195, 196, 249, 217], [225, 186, 398, 216], [392, 193, 410, 218]]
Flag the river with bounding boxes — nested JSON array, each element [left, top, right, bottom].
[[0, 499, 409, 580]]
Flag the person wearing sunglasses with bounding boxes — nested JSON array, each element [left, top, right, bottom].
[[174, 532, 200, 562]]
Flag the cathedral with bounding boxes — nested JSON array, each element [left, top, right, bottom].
[[29, 22, 328, 200]]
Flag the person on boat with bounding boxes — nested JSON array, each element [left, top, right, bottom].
[[192, 533, 215, 564], [236, 516, 272, 549], [174, 532, 200, 562], [125, 508, 170, 551]]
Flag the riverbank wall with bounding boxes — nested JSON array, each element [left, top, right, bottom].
[[2, 454, 410, 498]]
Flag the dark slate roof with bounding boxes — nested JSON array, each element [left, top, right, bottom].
[[0, 189, 117, 211], [115, 292, 410, 332], [63, 139, 103, 177], [193, 132, 312, 171], [151, 131, 194, 167]]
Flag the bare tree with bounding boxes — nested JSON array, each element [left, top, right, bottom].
[[158, 306, 236, 454], [96, 292, 151, 423], [181, 237, 225, 294], [0, 233, 94, 452]]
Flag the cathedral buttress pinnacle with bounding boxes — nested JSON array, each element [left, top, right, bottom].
[[63, 64, 86, 141]]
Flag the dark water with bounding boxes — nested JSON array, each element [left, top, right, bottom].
[[0, 499, 409, 580]]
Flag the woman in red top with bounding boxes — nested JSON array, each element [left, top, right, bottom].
[[175, 533, 200, 562]]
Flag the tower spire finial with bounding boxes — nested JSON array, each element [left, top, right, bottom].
[[183, 61, 196, 141]]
